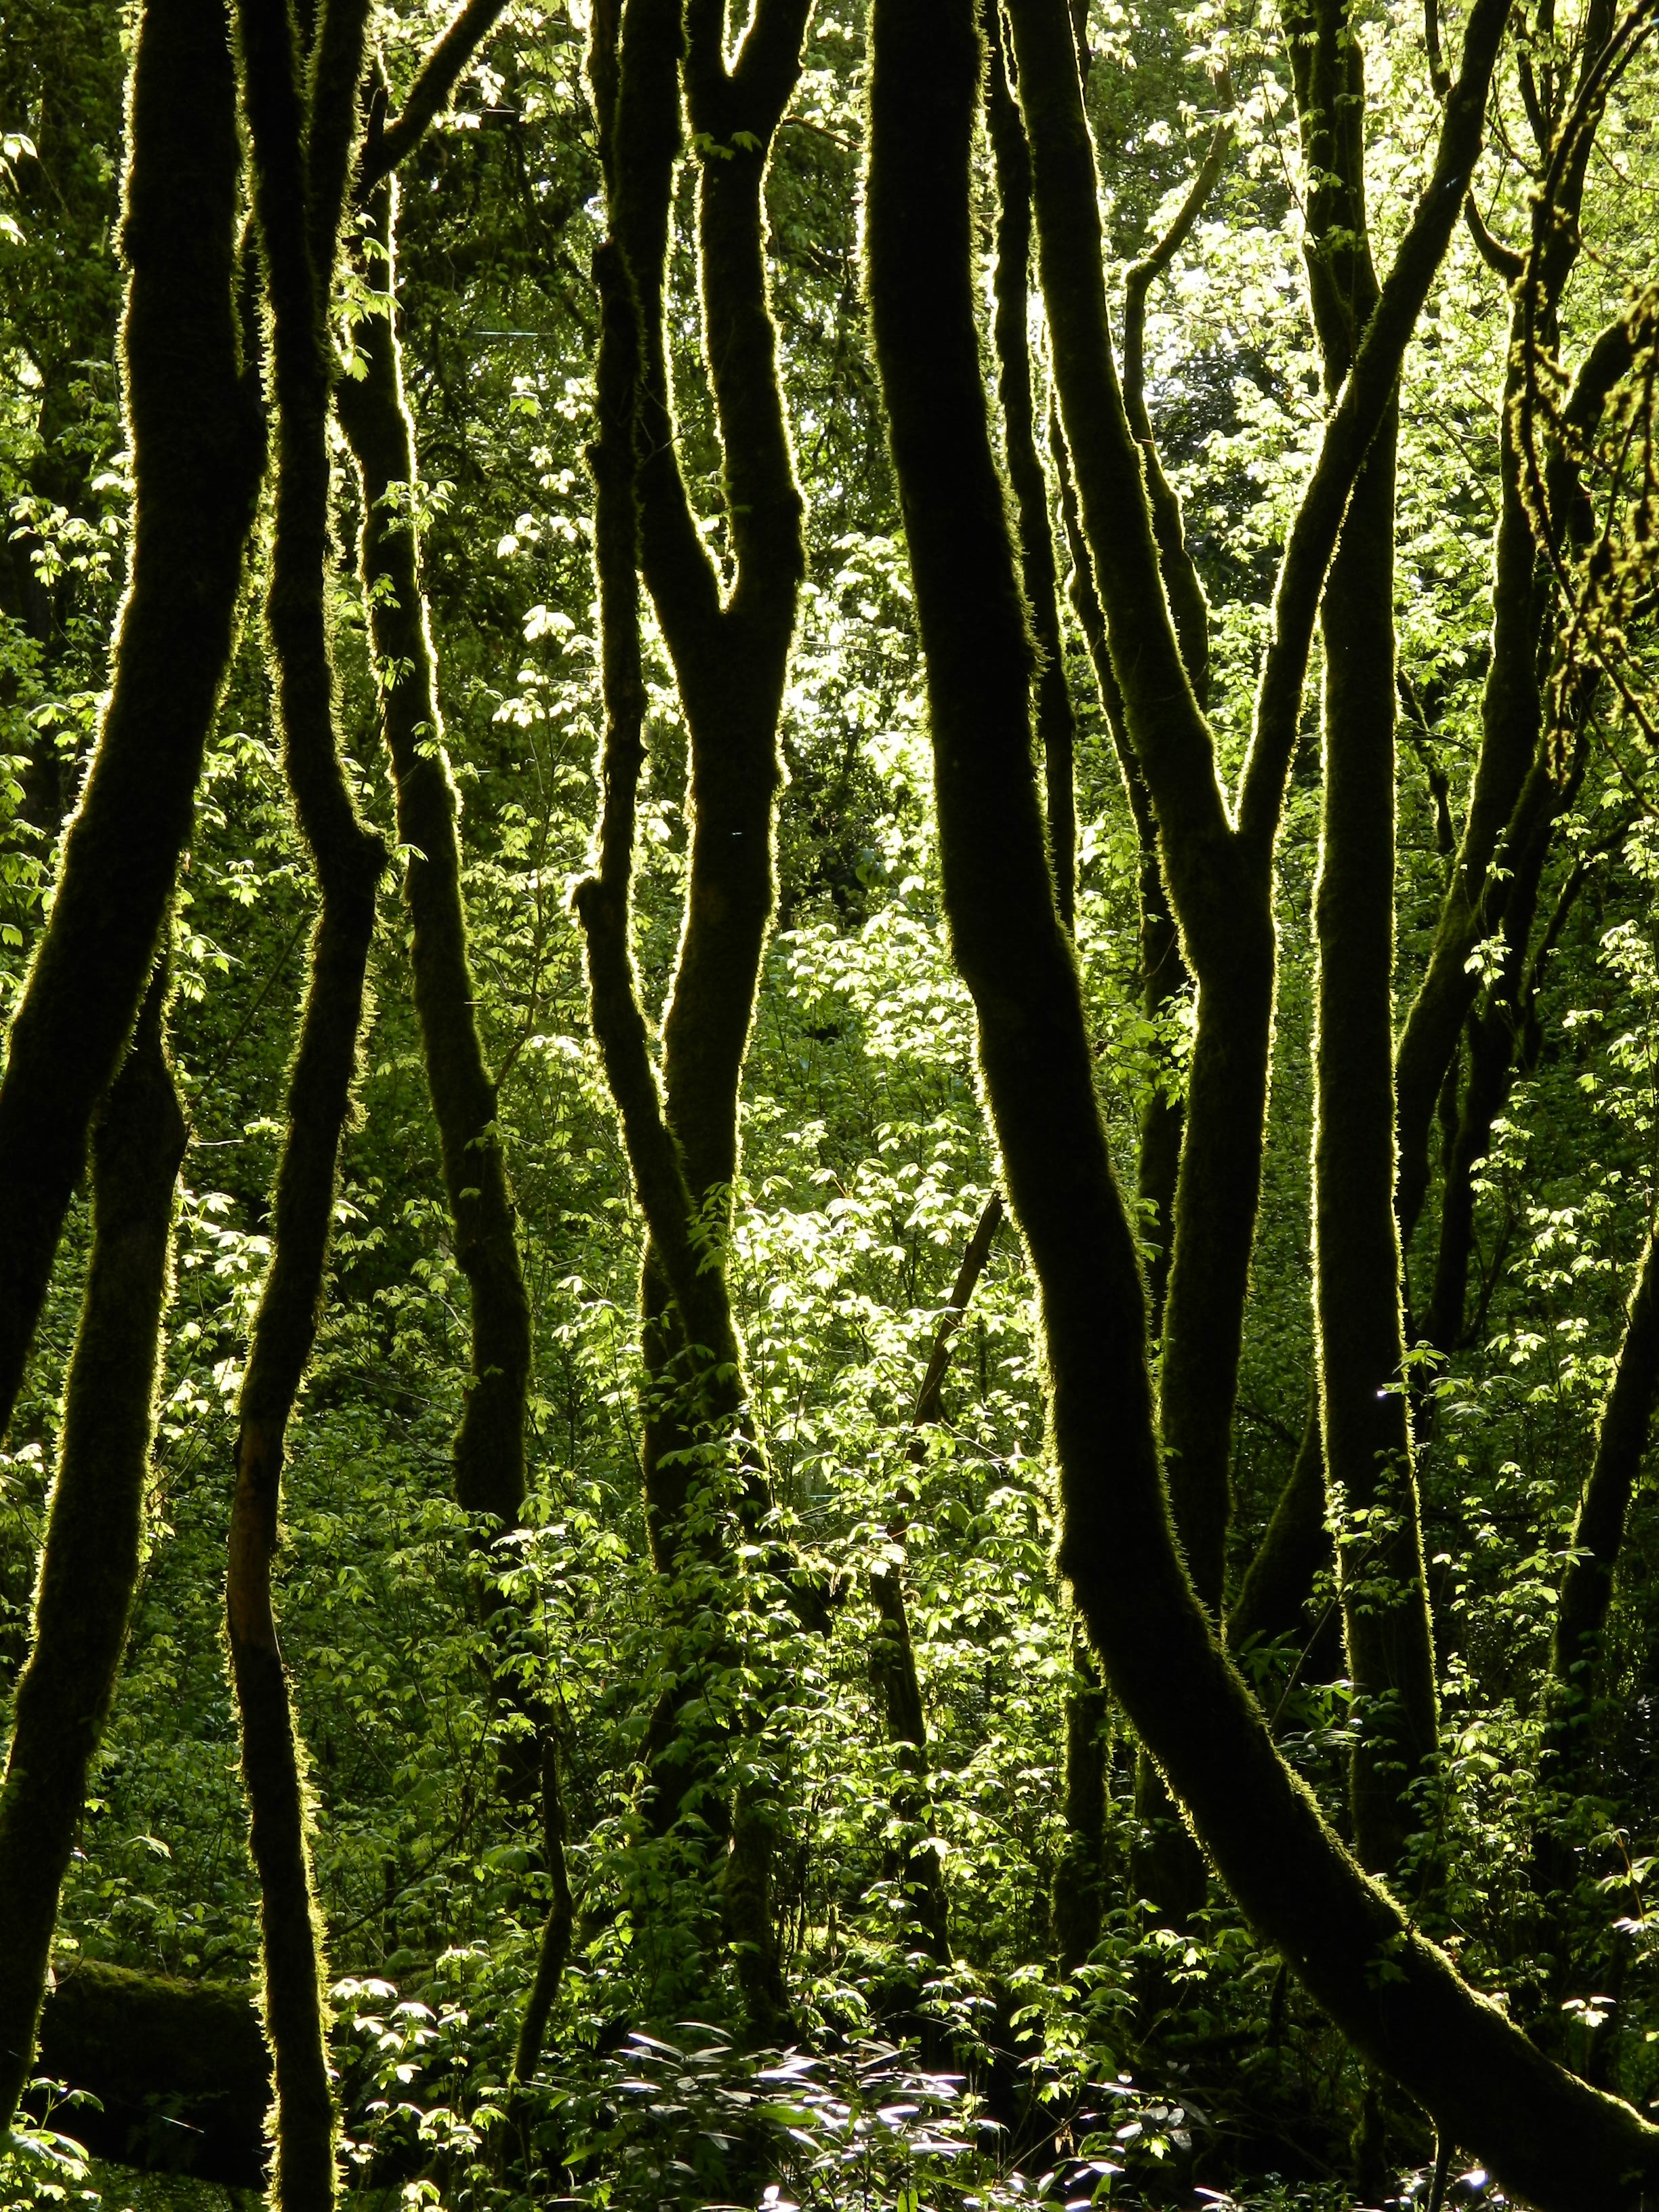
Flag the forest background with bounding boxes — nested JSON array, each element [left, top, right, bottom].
[[1, 0, 1658, 2203]]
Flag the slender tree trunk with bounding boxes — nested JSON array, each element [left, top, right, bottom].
[[1053, 443, 1187, 1329], [983, 0, 1075, 926], [511, 1737, 575, 2083], [0, 978, 185, 2127], [1315, 424, 1439, 1877], [336, 177, 533, 1534], [0, 0, 261, 1444], [1227, 1399, 1331, 1662], [230, 0, 386, 2199], [869, 1564, 950, 1966], [1281, 0, 1438, 1877], [1542, 1225, 1659, 1812], [1052, 1627, 1109, 1972]]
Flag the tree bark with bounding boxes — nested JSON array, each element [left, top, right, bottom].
[[861, 0, 1659, 2196], [231, 0, 386, 2198], [0, 979, 185, 2127], [1286, 0, 1437, 1877], [336, 177, 533, 1535], [0, 0, 261, 1445]]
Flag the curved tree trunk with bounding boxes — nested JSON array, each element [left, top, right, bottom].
[[860, 0, 1659, 2199]]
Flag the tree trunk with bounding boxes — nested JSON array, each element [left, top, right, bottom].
[[0, 0, 261, 1444], [861, 0, 1659, 2198], [0, 978, 185, 2126], [231, 0, 386, 2196], [336, 175, 533, 1537]]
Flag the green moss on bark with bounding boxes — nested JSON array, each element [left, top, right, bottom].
[[0, 979, 185, 2128], [230, 0, 386, 2197], [337, 181, 533, 1534], [862, 0, 1659, 2196], [0, 0, 261, 1444]]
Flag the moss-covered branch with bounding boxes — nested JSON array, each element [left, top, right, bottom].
[[0, 0, 261, 1444], [359, 0, 513, 190], [0, 979, 185, 2128], [34, 1963, 270, 2186], [1393, 0, 1615, 1250], [1120, 101, 1231, 708]]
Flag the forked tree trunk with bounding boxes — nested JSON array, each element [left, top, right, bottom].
[[1003, 0, 1513, 1692], [573, 208, 785, 2038], [574, 0, 810, 2036]]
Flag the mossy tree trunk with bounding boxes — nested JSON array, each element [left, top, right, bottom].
[[857, 0, 1659, 2200], [0, 977, 186, 2129], [1285, 0, 1437, 1879], [230, 0, 386, 2198], [574, 134, 787, 2038], [335, 168, 531, 1544], [0, 0, 262, 1447], [573, 0, 809, 2036], [1392, 0, 1613, 1258], [1003, 0, 1512, 1687], [605, 0, 808, 1572]]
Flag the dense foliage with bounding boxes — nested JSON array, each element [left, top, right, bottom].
[[2, 0, 1658, 2203]]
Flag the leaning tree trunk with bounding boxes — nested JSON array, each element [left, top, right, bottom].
[[0, 978, 186, 2128], [0, 0, 261, 1446], [859, 0, 1659, 2201]]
